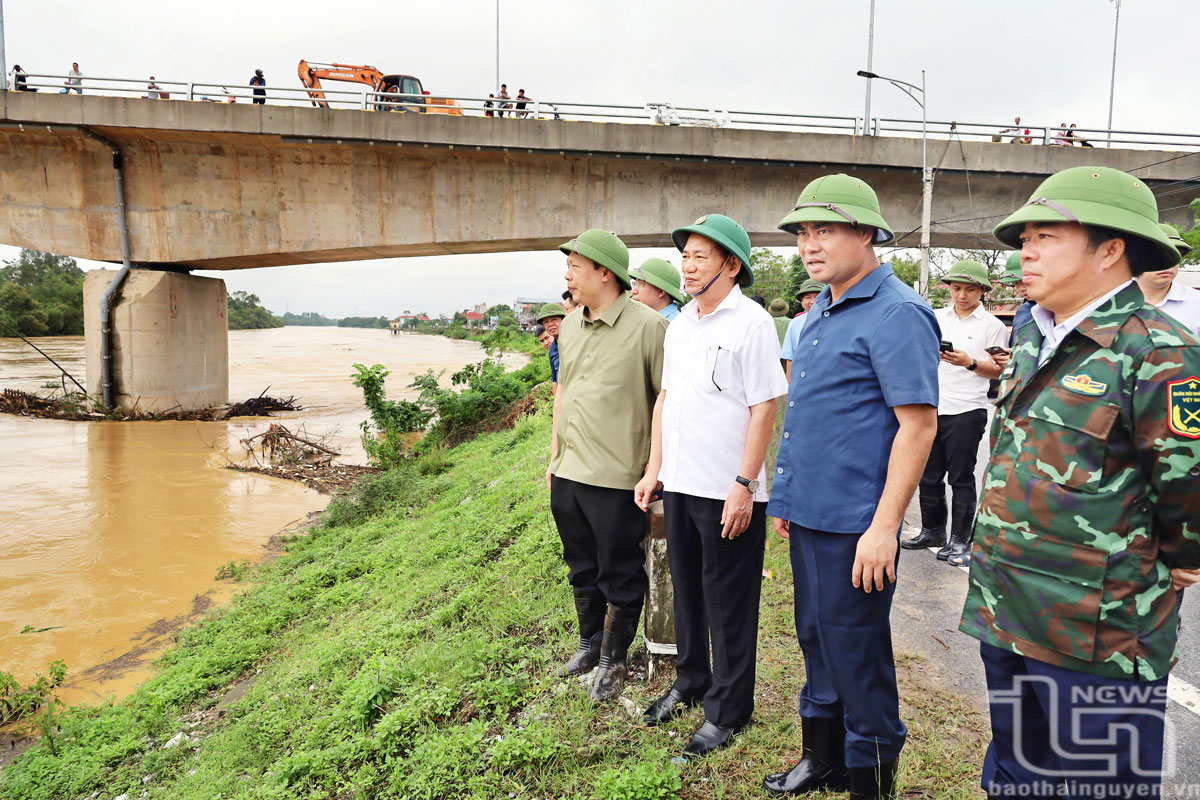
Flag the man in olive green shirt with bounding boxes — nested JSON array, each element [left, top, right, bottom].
[[549, 228, 668, 702]]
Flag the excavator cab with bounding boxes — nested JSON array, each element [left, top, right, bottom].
[[378, 75, 426, 112]]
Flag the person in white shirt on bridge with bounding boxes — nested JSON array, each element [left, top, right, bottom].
[[634, 214, 786, 759], [1135, 223, 1200, 337], [902, 261, 1007, 567]]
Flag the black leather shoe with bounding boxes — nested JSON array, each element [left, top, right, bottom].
[[762, 717, 849, 795], [682, 720, 738, 758], [848, 758, 898, 799], [641, 688, 702, 726], [901, 493, 947, 550], [936, 500, 976, 562]]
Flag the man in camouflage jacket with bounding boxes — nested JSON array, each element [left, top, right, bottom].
[[959, 166, 1200, 800]]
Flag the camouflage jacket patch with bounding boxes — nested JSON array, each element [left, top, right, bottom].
[[960, 283, 1200, 681]]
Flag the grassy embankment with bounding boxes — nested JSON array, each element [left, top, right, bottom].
[[1, 407, 988, 799]]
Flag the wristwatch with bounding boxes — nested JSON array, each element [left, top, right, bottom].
[[735, 475, 760, 493], [966, 359, 978, 371]]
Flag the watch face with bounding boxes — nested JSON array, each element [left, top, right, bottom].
[[748, 479, 760, 493]]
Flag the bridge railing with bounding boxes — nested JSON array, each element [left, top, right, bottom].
[[10, 72, 1200, 152]]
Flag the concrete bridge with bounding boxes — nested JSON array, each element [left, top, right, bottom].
[[1, 91, 1196, 410]]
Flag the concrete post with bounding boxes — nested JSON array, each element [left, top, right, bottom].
[[83, 269, 229, 413], [642, 499, 677, 679]]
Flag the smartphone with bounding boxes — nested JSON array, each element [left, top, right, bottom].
[[985, 346, 1010, 356], [939, 340, 953, 352]]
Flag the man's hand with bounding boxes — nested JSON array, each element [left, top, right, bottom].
[[940, 348, 974, 369], [851, 523, 898, 593], [633, 473, 662, 512], [773, 517, 790, 540], [991, 350, 1012, 371], [721, 484, 754, 539], [1172, 567, 1200, 592]]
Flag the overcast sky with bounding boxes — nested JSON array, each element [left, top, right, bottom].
[[2, 0, 1196, 317]]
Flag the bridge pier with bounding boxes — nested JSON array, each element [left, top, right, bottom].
[[83, 269, 228, 413]]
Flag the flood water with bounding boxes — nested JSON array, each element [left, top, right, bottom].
[[0, 327, 522, 704]]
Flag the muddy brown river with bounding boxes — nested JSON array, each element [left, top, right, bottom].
[[0, 327, 522, 704]]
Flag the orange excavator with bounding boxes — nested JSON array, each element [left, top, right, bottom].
[[297, 60, 462, 115]]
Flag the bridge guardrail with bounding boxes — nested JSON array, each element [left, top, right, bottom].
[[9, 72, 1200, 153]]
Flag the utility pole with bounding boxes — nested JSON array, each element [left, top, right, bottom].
[[0, 0, 7, 92], [863, 0, 875, 135], [1106, 0, 1121, 147], [495, 0, 500, 92]]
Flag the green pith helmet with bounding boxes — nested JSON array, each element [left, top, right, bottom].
[[558, 229, 632, 289], [630, 258, 688, 304], [767, 298, 789, 316], [797, 278, 826, 297], [777, 174, 895, 244], [1159, 222, 1193, 257], [993, 166, 1180, 270], [996, 252, 1023, 285], [671, 214, 755, 287], [535, 302, 566, 322], [941, 260, 993, 290]]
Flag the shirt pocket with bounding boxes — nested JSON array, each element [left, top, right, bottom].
[[1013, 386, 1118, 494], [703, 344, 740, 394], [989, 531, 1108, 661]]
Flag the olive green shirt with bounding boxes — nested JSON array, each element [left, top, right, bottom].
[[551, 292, 668, 490]]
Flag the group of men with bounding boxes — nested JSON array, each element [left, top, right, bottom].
[[542, 165, 1199, 800]]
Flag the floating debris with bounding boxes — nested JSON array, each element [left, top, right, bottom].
[[0, 387, 299, 422]]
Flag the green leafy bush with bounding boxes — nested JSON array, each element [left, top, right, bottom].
[[0, 661, 66, 729], [593, 751, 682, 800], [351, 363, 433, 469]]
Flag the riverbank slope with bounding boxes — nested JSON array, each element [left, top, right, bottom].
[[1, 410, 987, 799]]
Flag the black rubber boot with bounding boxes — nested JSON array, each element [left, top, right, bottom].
[[848, 758, 898, 800], [901, 493, 947, 550], [762, 716, 850, 795], [588, 605, 640, 702], [937, 500, 976, 562], [559, 587, 605, 676]]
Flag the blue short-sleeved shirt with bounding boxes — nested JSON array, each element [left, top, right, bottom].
[[779, 312, 811, 361], [549, 341, 560, 383], [766, 263, 940, 534], [658, 303, 680, 322], [1009, 300, 1035, 348]]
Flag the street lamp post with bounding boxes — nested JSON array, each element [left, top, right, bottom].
[[1106, 0, 1121, 147], [0, 0, 7, 92], [856, 68, 931, 297]]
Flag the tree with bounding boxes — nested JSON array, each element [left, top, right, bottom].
[[227, 290, 284, 330], [744, 248, 791, 304], [783, 254, 809, 314], [0, 249, 85, 336], [0, 283, 50, 336]]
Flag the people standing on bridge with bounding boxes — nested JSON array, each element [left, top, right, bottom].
[[250, 69, 266, 105], [1135, 224, 1200, 337], [549, 229, 667, 703], [145, 77, 164, 99], [67, 63, 82, 94], [11, 65, 33, 92], [633, 214, 786, 759], [1069, 123, 1094, 147], [514, 89, 530, 118], [535, 302, 566, 390], [779, 279, 826, 381], [959, 165, 1200, 800], [630, 258, 687, 322], [762, 174, 939, 800], [496, 84, 510, 117], [902, 261, 1007, 568], [484, 93, 495, 117], [561, 289, 579, 312]]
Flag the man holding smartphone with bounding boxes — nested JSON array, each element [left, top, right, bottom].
[[903, 261, 1008, 566]]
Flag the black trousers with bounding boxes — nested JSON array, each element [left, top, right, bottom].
[[664, 491, 766, 729], [919, 408, 988, 507], [549, 475, 648, 611]]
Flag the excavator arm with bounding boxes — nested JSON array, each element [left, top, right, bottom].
[[297, 60, 385, 108]]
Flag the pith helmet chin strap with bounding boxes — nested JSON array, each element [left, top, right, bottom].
[[691, 255, 736, 296]]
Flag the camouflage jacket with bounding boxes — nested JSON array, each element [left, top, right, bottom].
[[960, 283, 1200, 681]]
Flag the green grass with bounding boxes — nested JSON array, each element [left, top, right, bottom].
[[1, 409, 987, 799]]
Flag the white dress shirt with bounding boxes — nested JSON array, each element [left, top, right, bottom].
[[1032, 280, 1131, 365], [933, 303, 1009, 415], [1154, 281, 1200, 337], [659, 288, 789, 502]]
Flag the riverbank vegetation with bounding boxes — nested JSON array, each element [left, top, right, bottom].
[[0, 405, 989, 799], [0, 251, 85, 337], [227, 291, 284, 331]]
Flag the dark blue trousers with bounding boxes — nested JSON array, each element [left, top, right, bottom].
[[980, 641, 1168, 800], [789, 525, 906, 768]]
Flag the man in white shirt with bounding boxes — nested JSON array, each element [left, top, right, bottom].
[[634, 214, 787, 759], [1135, 224, 1200, 336], [903, 261, 1007, 565]]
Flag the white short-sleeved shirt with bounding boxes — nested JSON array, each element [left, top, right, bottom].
[[660, 288, 789, 502], [1154, 281, 1200, 337], [933, 303, 1009, 415], [779, 312, 810, 361]]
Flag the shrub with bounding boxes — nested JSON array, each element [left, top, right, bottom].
[[594, 751, 682, 800]]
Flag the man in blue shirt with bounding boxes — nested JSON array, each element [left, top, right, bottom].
[[536, 303, 567, 386], [780, 279, 826, 380], [630, 258, 687, 322], [762, 174, 940, 800]]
